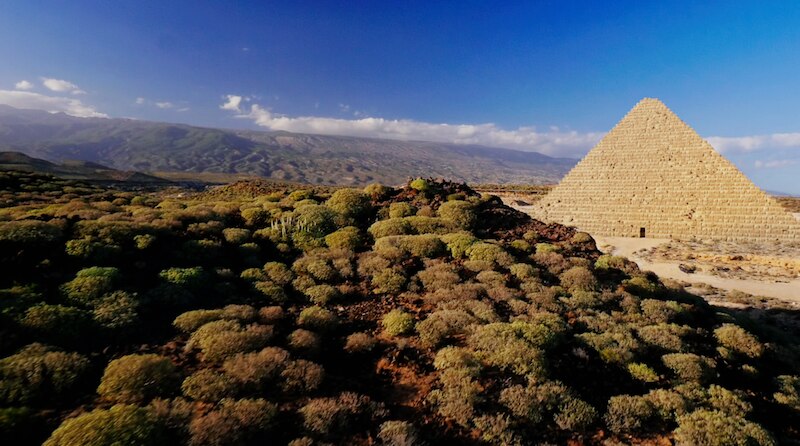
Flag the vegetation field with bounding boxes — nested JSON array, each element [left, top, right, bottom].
[[0, 170, 798, 445]]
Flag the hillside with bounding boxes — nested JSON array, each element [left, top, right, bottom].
[[0, 173, 797, 445], [0, 151, 168, 183], [0, 105, 575, 185]]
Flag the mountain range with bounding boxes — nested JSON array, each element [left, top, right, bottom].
[[0, 105, 575, 186]]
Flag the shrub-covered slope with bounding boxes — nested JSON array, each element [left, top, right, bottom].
[[0, 171, 798, 445]]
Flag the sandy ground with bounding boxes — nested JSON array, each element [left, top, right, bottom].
[[594, 236, 800, 303]]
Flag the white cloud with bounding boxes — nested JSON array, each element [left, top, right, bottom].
[[227, 102, 603, 157], [0, 89, 106, 118], [220, 94, 244, 112], [754, 159, 797, 169], [41, 77, 85, 94], [135, 97, 146, 105], [155, 101, 174, 109], [177, 107, 190, 112], [707, 133, 800, 153], [14, 80, 34, 90]]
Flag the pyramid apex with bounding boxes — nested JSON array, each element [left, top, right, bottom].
[[634, 97, 668, 108]]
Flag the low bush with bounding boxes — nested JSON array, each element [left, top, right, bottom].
[[382, 309, 415, 336], [188, 320, 273, 362], [304, 284, 340, 305], [299, 392, 387, 436], [181, 369, 239, 402], [222, 347, 290, 389], [325, 188, 372, 220], [378, 420, 420, 446], [437, 200, 477, 229], [662, 353, 716, 383], [280, 359, 325, 393], [604, 394, 655, 434], [714, 324, 764, 358], [388, 202, 416, 219], [297, 306, 338, 332], [674, 409, 774, 446], [344, 332, 378, 353], [263, 262, 294, 285], [43, 405, 165, 446], [325, 226, 362, 250], [288, 329, 321, 353], [97, 354, 180, 403], [188, 398, 278, 446], [0, 343, 91, 405]]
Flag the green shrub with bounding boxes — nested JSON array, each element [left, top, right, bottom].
[[240, 267, 266, 281], [627, 362, 660, 383], [0, 220, 62, 245], [641, 299, 682, 323], [263, 262, 294, 285], [134, 234, 156, 249], [188, 398, 278, 446], [325, 226, 362, 250], [0, 343, 91, 405], [326, 189, 372, 220], [714, 324, 764, 358], [555, 397, 597, 431], [188, 320, 273, 362], [382, 309, 415, 336], [60, 275, 115, 306], [159, 267, 206, 289], [433, 347, 482, 377], [604, 395, 655, 434], [708, 385, 752, 415], [774, 375, 800, 410], [181, 369, 239, 402], [468, 242, 513, 266], [364, 183, 392, 199], [674, 409, 774, 446], [304, 284, 340, 305], [509, 263, 536, 280], [97, 354, 179, 403], [467, 322, 550, 379], [440, 232, 478, 259], [637, 323, 689, 352], [375, 234, 446, 258], [297, 306, 338, 332], [253, 281, 288, 303], [294, 204, 339, 238], [473, 414, 519, 445], [44, 405, 165, 446], [173, 309, 225, 333], [222, 227, 251, 244], [645, 388, 689, 421], [371, 268, 407, 294], [662, 353, 716, 383], [92, 291, 139, 332], [437, 200, 477, 229], [20, 304, 92, 343], [368, 219, 412, 238], [299, 392, 387, 436], [388, 202, 416, 218], [417, 310, 477, 347], [428, 369, 480, 427], [409, 178, 430, 192]]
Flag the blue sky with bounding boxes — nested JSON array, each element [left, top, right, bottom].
[[1, 1, 800, 193]]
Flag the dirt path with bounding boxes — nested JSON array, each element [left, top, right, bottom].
[[594, 236, 800, 303]]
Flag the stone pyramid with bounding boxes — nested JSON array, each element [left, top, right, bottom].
[[533, 98, 800, 242]]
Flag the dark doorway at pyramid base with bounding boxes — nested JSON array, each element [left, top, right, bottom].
[[639, 228, 646, 238]]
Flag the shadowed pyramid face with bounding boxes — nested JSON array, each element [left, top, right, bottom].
[[532, 98, 800, 242]]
